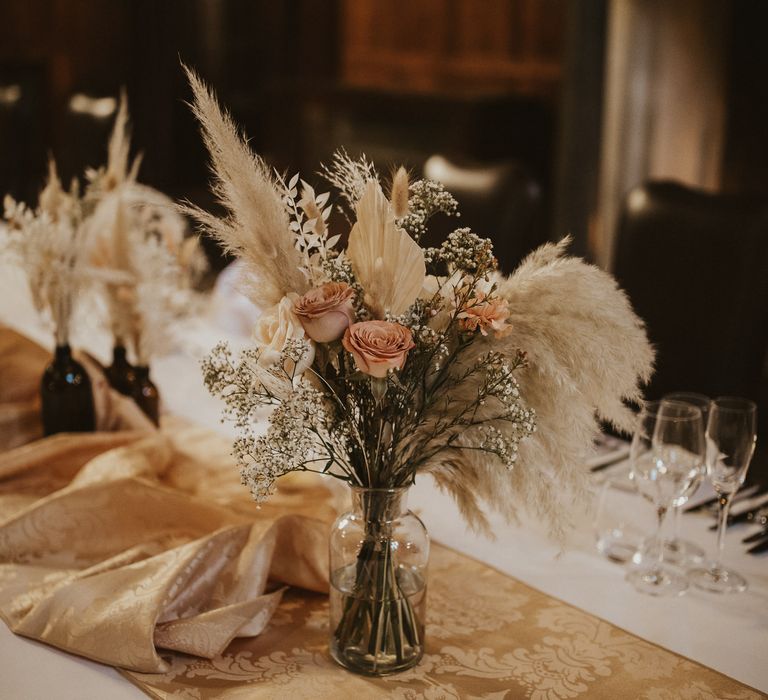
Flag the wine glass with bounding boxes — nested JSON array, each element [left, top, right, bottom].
[[689, 397, 757, 594], [645, 392, 709, 565], [594, 466, 647, 564], [626, 400, 705, 596], [591, 402, 657, 563]]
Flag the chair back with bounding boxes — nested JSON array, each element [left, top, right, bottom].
[[613, 181, 768, 402]]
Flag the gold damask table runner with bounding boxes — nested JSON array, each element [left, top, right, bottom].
[[120, 544, 765, 700]]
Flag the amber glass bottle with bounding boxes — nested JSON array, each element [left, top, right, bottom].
[[132, 365, 160, 426], [106, 344, 137, 396], [40, 345, 96, 436]]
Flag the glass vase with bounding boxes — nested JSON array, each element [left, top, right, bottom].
[[329, 486, 429, 676], [106, 344, 137, 396], [40, 344, 96, 436], [132, 365, 160, 426]]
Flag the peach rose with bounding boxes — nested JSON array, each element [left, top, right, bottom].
[[293, 282, 356, 343], [342, 321, 415, 378], [458, 294, 512, 337]]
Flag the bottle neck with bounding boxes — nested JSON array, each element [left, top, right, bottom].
[[53, 344, 72, 362], [113, 345, 128, 363], [350, 487, 408, 522]]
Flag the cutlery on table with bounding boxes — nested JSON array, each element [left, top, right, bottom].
[[742, 525, 768, 544], [685, 483, 762, 513], [590, 451, 631, 472], [747, 536, 768, 555]]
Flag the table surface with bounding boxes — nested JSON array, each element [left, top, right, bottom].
[[1, 265, 767, 699]]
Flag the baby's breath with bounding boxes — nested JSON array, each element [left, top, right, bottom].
[[425, 227, 497, 276], [399, 179, 459, 241]]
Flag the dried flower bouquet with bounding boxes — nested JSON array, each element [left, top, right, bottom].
[[186, 66, 653, 673]]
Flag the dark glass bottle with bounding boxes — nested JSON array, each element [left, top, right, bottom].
[[106, 344, 137, 396], [132, 365, 160, 426], [40, 344, 96, 436]]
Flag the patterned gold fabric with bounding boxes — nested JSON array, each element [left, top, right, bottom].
[[0, 327, 763, 698], [123, 549, 765, 700]]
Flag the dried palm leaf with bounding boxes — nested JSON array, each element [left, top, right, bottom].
[[347, 180, 425, 318]]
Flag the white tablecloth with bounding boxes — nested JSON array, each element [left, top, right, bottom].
[[1, 267, 767, 698]]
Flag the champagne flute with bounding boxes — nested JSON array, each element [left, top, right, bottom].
[[627, 400, 705, 596], [689, 397, 757, 594]]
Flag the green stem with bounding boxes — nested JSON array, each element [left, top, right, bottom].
[[332, 494, 421, 670]]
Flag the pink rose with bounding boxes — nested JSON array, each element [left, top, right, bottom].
[[342, 321, 415, 378], [293, 282, 356, 342], [458, 294, 512, 337]]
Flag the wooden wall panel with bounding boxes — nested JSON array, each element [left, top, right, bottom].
[[340, 0, 565, 96]]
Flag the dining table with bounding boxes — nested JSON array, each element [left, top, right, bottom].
[[0, 262, 766, 699]]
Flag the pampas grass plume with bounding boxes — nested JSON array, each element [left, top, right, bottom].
[[390, 166, 410, 218], [181, 64, 307, 307]]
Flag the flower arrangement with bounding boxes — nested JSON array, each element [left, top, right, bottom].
[[1, 91, 206, 430], [185, 66, 654, 674], [2, 161, 95, 347]]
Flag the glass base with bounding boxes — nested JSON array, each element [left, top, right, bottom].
[[330, 638, 423, 676], [626, 565, 689, 597], [688, 566, 748, 594], [596, 534, 639, 564], [637, 537, 705, 567]]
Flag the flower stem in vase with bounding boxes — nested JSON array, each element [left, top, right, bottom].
[[40, 344, 96, 436], [330, 487, 427, 676], [106, 344, 137, 396], [131, 365, 160, 426]]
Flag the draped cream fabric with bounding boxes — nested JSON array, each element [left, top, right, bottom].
[[0, 425, 334, 673], [0, 327, 763, 698]]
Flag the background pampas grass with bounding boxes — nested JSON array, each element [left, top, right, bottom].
[[2, 161, 91, 346], [423, 238, 654, 537], [181, 66, 306, 307], [86, 90, 207, 363]]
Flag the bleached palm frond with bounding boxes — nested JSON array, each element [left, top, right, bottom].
[[347, 180, 425, 318], [181, 65, 306, 306]]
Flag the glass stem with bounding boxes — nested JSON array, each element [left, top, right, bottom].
[[712, 493, 732, 574], [654, 506, 667, 572], [672, 504, 682, 544]]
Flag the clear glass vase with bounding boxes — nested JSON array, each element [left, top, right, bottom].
[[329, 486, 429, 676]]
